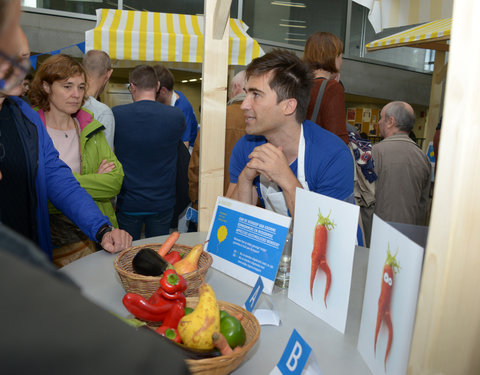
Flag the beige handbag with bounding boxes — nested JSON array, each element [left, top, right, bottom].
[[49, 213, 97, 268]]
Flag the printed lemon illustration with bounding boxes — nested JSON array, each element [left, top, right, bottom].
[[217, 225, 228, 244]]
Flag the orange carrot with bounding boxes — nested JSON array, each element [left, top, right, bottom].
[[212, 332, 233, 355], [310, 209, 335, 307], [374, 246, 400, 371], [157, 231, 180, 257], [231, 312, 243, 321]]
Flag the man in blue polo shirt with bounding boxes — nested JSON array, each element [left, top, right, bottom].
[[227, 49, 353, 217], [153, 65, 198, 149]]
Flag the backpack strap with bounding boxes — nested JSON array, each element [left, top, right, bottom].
[[309, 78, 329, 122]]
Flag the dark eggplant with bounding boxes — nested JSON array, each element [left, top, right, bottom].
[[132, 248, 169, 276]]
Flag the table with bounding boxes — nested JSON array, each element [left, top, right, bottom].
[[61, 232, 372, 375]]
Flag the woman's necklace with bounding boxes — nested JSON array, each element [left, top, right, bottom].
[[46, 112, 76, 138], [64, 117, 72, 138]]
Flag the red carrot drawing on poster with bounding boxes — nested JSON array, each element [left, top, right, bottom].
[[310, 209, 335, 307], [374, 245, 400, 371]]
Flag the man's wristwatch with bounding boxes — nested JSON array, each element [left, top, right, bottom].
[[96, 223, 114, 243]]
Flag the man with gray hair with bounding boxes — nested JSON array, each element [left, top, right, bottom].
[[83, 50, 115, 149], [372, 101, 431, 225]]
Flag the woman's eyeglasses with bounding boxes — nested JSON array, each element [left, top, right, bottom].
[[0, 49, 31, 94]]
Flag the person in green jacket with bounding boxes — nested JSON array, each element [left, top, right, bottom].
[[29, 54, 124, 266]]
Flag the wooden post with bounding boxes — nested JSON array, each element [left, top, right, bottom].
[[408, 0, 480, 373], [422, 50, 446, 151], [197, 0, 231, 231]]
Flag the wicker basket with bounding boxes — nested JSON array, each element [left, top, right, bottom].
[[113, 243, 212, 297], [183, 297, 260, 375]]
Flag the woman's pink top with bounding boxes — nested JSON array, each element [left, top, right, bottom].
[[46, 126, 81, 174]]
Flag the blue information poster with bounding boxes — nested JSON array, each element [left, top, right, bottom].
[[205, 197, 292, 294]]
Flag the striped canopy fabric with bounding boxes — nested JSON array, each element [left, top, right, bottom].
[[85, 9, 264, 65], [366, 18, 451, 52]]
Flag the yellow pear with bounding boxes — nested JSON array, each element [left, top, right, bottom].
[[173, 243, 203, 275], [177, 283, 220, 350]]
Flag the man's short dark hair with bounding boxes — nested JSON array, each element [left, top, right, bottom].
[[153, 65, 174, 91], [385, 101, 416, 133], [246, 49, 313, 123], [129, 65, 158, 90]]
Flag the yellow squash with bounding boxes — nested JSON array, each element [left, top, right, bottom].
[[177, 283, 220, 350]]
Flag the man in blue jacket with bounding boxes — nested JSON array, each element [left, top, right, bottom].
[[0, 31, 132, 259], [154, 65, 198, 148]]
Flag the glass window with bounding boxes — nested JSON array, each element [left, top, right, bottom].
[[242, 0, 347, 47], [23, 0, 116, 15], [22, 0, 238, 18], [348, 2, 435, 72]]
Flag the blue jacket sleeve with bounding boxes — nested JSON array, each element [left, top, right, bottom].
[[175, 92, 198, 145]]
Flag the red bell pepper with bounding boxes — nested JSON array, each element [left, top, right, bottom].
[[161, 302, 186, 329], [164, 251, 182, 264], [156, 326, 182, 343], [148, 288, 186, 309], [159, 289, 186, 307], [147, 291, 163, 306], [160, 269, 187, 294], [155, 303, 185, 343], [122, 293, 174, 322]]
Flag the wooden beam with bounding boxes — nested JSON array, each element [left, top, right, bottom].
[[198, 0, 230, 231], [408, 42, 450, 52], [433, 62, 448, 84], [212, 0, 232, 40], [422, 50, 446, 151], [408, 0, 480, 373]]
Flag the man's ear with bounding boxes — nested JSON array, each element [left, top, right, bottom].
[[282, 98, 298, 117], [156, 81, 161, 93], [106, 69, 113, 81], [42, 81, 50, 94], [387, 115, 397, 130], [158, 86, 169, 99]]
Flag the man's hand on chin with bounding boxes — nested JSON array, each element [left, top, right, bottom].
[[247, 143, 291, 186]]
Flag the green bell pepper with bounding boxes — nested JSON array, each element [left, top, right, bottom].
[[219, 310, 246, 349]]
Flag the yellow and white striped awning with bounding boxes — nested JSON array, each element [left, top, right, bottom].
[[85, 9, 264, 66], [366, 18, 451, 52]]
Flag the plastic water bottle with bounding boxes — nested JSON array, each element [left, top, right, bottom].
[[275, 231, 292, 289]]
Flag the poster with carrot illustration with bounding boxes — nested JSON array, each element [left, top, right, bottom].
[[357, 215, 424, 375], [288, 188, 359, 334]]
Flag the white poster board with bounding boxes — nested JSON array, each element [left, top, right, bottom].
[[288, 188, 359, 333], [357, 215, 424, 375], [205, 197, 291, 294]]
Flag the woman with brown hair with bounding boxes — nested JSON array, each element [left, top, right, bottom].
[[29, 54, 124, 266], [303, 32, 348, 144]]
